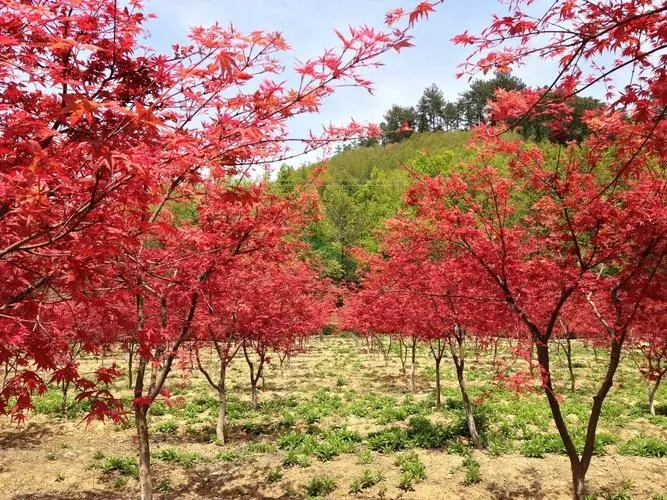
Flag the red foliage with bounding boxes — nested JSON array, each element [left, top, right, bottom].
[[0, 0, 441, 421]]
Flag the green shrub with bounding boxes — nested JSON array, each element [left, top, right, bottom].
[[93, 456, 138, 478], [305, 475, 336, 497], [521, 434, 566, 458], [357, 449, 373, 464], [395, 450, 426, 490], [243, 441, 275, 454], [155, 478, 172, 492], [283, 450, 311, 468], [216, 450, 241, 462], [151, 448, 203, 467], [618, 436, 667, 458], [277, 431, 318, 452], [150, 401, 168, 416], [406, 416, 452, 449], [154, 420, 178, 434], [367, 427, 410, 452], [266, 468, 283, 483], [349, 469, 385, 494], [462, 453, 481, 485]]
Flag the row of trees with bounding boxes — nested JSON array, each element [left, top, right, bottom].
[[341, 129, 665, 497], [377, 74, 602, 145], [2, 1, 665, 500], [342, 1, 667, 498], [0, 1, 439, 498]]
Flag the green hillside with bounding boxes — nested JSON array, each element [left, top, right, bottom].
[[275, 131, 474, 281]]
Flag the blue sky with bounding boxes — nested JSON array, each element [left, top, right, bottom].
[[143, 1, 564, 167]]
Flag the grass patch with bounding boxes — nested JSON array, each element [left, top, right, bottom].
[[618, 436, 667, 458], [304, 475, 336, 497], [349, 469, 385, 494], [151, 448, 203, 467], [462, 452, 481, 485], [90, 455, 138, 478], [395, 450, 426, 491]]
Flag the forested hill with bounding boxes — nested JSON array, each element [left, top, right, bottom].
[[273, 131, 473, 281], [271, 72, 603, 282]]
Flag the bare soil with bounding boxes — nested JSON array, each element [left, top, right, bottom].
[[1, 337, 666, 499]]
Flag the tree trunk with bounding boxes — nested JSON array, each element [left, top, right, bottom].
[[399, 337, 408, 375], [434, 357, 442, 409], [645, 367, 666, 417], [448, 333, 482, 449], [243, 342, 264, 410], [217, 385, 227, 444], [135, 402, 152, 500], [430, 338, 445, 410], [60, 380, 69, 418], [648, 380, 661, 417], [127, 344, 134, 389], [149, 362, 158, 395], [134, 352, 153, 500], [649, 390, 656, 417], [410, 338, 417, 393], [565, 335, 576, 392], [571, 463, 586, 500], [534, 342, 583, 500], [535, 336, 624, 500], [457, 364, 482, 449], [134, 292, 153, 500]]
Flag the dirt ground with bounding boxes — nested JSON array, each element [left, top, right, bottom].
[[1, 337, 666, 499]]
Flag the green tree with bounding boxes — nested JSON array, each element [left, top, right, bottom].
[[380, 104, 417, 144], [416, 84, 446, 132], [443, 101, 461, 131], [458, 71, 526, 128]]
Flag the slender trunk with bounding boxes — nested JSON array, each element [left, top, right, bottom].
[[492, 338, 499, 365], [217, 384, 227, 444], [399, 337, 408, 375], [247, 359, 257, 410], [534, 342, 583, 499], [410, 338, 417, 393], [566, 335, 576, 392], [449, 335, 482, 449], [279, 352, 288, 375], [149, 362, 158, 395], [134, 293, 153, 500], [648, 387, 656, 417], [376, 336, 392, 366], [150, 298, 168, 395], [535, 337, 623, 500], [435, 357, 442, 409], [127, 343, 134, 389], [430, 338, 445, 410], [134, 356, 153, 500], [135, 400, 152, 500], [647, 370, 664, 417], [196, 339, 237, 445], [243, 342, 263, 410], [457, 362, 482, 449], [60, 380, 69, 418]]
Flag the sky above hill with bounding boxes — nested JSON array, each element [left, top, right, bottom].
[[142, 1, 588, 167]]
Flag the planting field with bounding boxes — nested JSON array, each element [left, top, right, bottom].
[[1, 336, 666, 499]]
